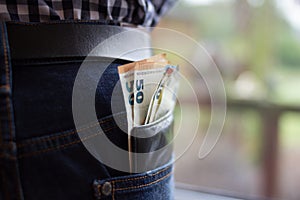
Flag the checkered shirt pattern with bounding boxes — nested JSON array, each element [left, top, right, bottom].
[[0, 0, 176, 26]]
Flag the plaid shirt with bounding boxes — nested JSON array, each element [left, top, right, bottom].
[[0, 0, 176, 26]]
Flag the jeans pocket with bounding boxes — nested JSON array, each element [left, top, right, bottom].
[[91, 111, 175, 200], [93, 163, 174, 200]]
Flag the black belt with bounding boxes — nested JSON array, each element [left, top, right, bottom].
[[6, 22, 152, 61]]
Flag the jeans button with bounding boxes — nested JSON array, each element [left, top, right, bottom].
[[102, 182, 112, 196]]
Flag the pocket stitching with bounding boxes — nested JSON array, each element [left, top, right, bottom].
[[18, 126, 118, 158], [114, 171, 172, 192], [112, 165, 171, 184], [17, 117, 115, 148]]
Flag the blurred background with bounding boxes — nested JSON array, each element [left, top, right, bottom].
[[152, 0, 300, 199]]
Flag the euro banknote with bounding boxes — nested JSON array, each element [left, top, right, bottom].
[[118, 54, 169, 131], [144, 65, 179, 124], [118, 54, 179, 173]]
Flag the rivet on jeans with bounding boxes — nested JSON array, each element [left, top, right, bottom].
[[101, 182, 112, 196]]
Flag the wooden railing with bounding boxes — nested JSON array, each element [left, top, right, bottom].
[[228, 99, 300, 198]]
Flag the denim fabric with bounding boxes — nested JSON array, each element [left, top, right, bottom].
[[0, 22, 174, 200], [93, 163, 174, 200]]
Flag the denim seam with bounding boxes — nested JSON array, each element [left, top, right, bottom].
[[18, 126, 118, 158], [2, 23, 12, 142], [17, 117, 116, 147], [112, 166, 171, 184], [113, 171, 173, 192], [1, 22, 24, 200], [0, 84, 9, 89], [95, 184, 101, 199], [0, 21, 9, 200], [112, 181, 115, 200]]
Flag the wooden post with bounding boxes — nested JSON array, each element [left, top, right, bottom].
[[261, 108, 280, 198]]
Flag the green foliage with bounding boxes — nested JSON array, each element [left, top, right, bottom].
[[276, 34, 300, 68]]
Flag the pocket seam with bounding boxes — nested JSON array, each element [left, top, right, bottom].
[[17, 117, 115, 148], [18, 126, 118, 158], [114, 171, 172, 192], [112, 165, 171, 184]]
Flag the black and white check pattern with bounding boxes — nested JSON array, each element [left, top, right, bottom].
[[0, 0, 176, 26]]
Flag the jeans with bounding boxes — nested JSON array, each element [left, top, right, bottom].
[[0, 22, 174, 200]]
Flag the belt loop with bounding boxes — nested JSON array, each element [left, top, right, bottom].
[[0, 21, 24, 200]]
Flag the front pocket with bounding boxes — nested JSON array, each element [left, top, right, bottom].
[[130, 111, 174, 173]]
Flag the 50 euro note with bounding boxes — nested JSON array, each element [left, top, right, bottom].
[[132, 62, 171, 126], [118, 54, 169, 131], [145, 65, 180, 124]]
